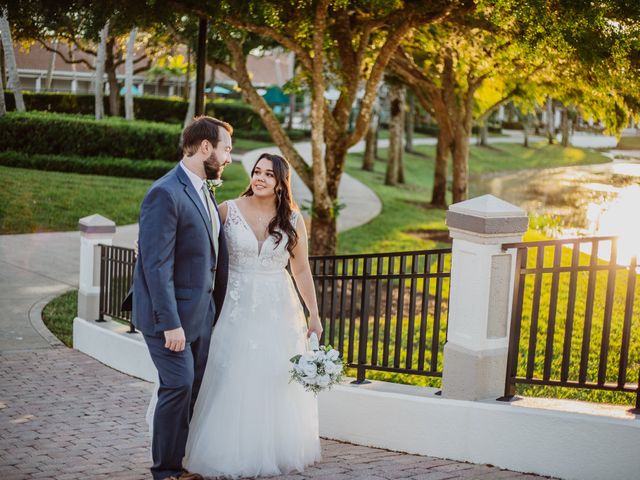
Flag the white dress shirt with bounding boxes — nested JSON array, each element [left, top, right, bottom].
[[180, 161, 221, 234]]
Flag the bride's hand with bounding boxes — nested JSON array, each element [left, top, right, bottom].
[[307, 315, 323, 339]]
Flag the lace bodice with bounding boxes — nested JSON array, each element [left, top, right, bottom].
[[224, 200, 299, 273]]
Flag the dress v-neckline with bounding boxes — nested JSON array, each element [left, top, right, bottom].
[[233, 200, 271, 256]]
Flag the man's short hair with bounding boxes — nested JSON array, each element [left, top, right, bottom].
[[182, 116, 233, 156]]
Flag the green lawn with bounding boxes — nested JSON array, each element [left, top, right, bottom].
[[0, 162, 249, 234], [338, 141, 640, 406], [232, 138, 272, 152], [338, 141, 609, 255]]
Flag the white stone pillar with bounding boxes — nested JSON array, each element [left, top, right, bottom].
[[78, 214, 116, 321], [442, 195, 528, 401]]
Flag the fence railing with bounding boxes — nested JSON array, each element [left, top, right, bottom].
[[99, 245, 136, 332], [501, 236, 640, 408], [98, 245, 452, 382], [309, 248, 452, 382]]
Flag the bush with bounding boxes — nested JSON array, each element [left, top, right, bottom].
[[4, 91, 271, 129], [0, 150, 174, 179], [415, 124, 440, 136], [471, 124, 502, 134], [232, 128, 309, 142], [0, 112, 182, 161], [501, 121, 524, 130]]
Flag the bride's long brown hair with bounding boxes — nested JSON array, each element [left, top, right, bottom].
[[241, 153, 299, 257]]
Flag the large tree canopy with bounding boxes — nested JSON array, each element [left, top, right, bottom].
[[166, 0, 471, 254]]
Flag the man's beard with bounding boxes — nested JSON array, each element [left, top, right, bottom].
[[203, 151, 223, 180]]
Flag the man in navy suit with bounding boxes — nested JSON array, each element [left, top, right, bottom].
[[132, 116, 231, 480]]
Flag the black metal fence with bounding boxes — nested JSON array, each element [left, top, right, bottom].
[[99, 245, 136, 332], [310, 249, 452, 382], [98, 245, 452, 382], [501, 236, 640, 408]]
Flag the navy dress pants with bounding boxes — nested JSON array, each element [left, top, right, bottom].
[[144, 329, 211, 480]]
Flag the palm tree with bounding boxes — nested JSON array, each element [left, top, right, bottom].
[[124, 27, 137, 120], [94, 20, 109, 120], [0, 7, 25, 112]]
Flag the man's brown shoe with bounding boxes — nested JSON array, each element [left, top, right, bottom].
[[179, 471, 204, 480], [164, 472, 203, 480]]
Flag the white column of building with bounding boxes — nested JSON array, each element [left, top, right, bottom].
[[442, 195, 528, 401]]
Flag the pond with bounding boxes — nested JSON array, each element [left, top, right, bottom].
[[469, 153, 640, 265]]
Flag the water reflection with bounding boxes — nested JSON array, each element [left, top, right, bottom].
[[470, 159, 640, 265]]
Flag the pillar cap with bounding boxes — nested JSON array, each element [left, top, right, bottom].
[[446, 195, 528, 236], [449, 194, 526, 218], [79, 214, 116, 234]]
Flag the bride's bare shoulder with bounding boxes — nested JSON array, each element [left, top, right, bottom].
[[218, 201, 229, 223]]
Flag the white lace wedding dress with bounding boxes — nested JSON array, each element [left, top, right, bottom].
[[182, 200, 321, 478]]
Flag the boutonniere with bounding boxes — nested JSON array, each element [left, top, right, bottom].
[[206, 179, 223, 196]]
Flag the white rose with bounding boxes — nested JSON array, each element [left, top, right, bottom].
[[304, 375, 318, 385], [301, 351, 316, 363], [316, 374, 331, 388], [326, 349, 340, 361], [324, 361, 339, 375], [302, 361, 318, 378]]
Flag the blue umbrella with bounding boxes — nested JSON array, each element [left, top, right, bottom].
[[119, 85, 141, 96]]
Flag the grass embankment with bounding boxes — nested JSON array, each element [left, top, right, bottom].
[[42, 290, 77, 347], [339, 141, 639, 405], [616, 136, 640, 150], [0, 162, 250, 234]]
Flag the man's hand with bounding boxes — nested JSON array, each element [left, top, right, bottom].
[[133, 239, 139, 259], [164, 327, 186, 352]]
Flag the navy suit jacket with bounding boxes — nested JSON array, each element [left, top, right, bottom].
[[131, 165, 228, 342]]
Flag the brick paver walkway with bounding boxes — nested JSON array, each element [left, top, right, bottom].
[[0, 348, 549, 480]]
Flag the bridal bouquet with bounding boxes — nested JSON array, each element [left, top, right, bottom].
[[289, 333, 344, 395]]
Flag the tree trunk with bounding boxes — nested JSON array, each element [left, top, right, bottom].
[[523, 113, 531, 148], [451, 124, 470, 204], [0, 62, 6, 116], [287, 52, 295, 129], [405, 92, 414, 153], [397, 85, 406, 183], [105, 38, 120, 117], [546, 96, 554, 145], [184, 45, 191, 100], [124, 28, 137, 120], [94, 20, 109, 120], [45, 39, 58, 91], [479, 121, 489, 146], [362, 108, 378, 171], [0, 40, 5, 90], [184, 79, 196, 127], [431, 126, 450, 207], [561, 106, 569, 147], [309, 199, 337, 256], [385, 81, 404, 185], [307, 0, 334, 255], [0, 8, 25, 112]]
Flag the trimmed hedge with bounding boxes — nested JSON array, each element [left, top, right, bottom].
[[3, 91, 277, 129], [0, 151, 174, 179], [0, 112, 182, 161]]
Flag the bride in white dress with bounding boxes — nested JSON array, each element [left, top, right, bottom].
[[183, 153, 323, 478]]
